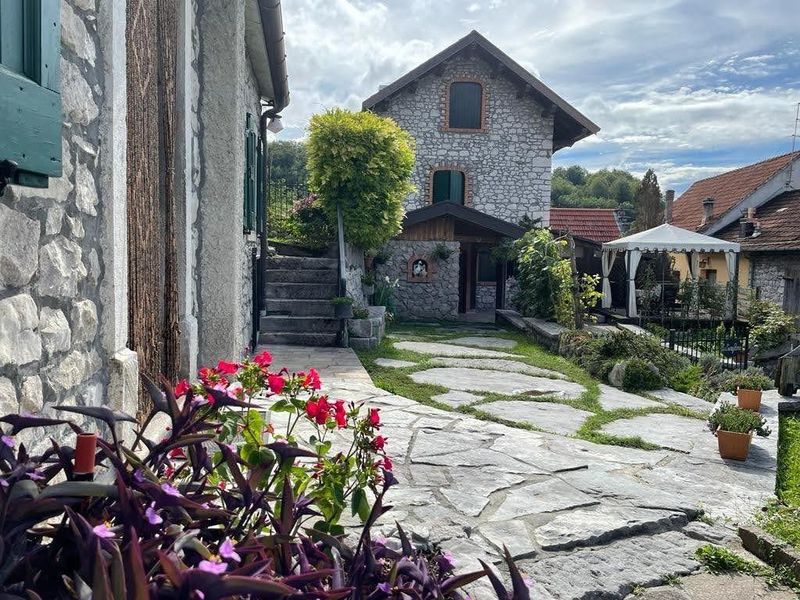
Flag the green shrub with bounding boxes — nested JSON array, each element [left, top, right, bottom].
[[643, 322, 669, 338], [690, 366, 773, 403], [430, 242, 454, 261], [352, 306, 370, 319], [669, 364, 702, 393], [293, 194, 335, 250], [776, 413, 800, 506], [622, 358, 663, 392], [513, 229, 574, 327], [708, 402, 770, 436], [307, 108, 415, 250], [748, 297, 797, 352]]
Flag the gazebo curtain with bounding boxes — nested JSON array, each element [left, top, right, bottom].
[[601, 249, 618, 308], [725, 252, 736, 282], [685, 251, 700, 280], [626, 250, 642, 317]]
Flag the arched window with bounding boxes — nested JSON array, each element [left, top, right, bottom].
[[448, 81, 483, 130], [432, 170, 465, 204]]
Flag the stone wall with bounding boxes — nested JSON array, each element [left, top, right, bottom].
[[376, 53, 554, 226], [475, 284, 496, 311], [751, 252, 800, 309], [375, 240, 460, 320], [0, 0, 134, 450]]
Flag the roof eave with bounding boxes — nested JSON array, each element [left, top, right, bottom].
[[256, 0, 289, 114]]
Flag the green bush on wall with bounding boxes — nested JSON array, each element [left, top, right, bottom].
[[307, 108, 415, 250], [777, 411, 800, 506]]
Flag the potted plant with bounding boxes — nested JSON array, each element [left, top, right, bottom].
[[361, 272, 375, 296], [723, 369, 772, 412], [331, 296, 354, 319], [707, 402, 771, 461], [430, 242, 453, 262], [737, 386, 763, 412]]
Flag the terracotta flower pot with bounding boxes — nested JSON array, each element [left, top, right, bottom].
[[716, 429, 753, 461], [737, 388, 762, 412], [74, 432, 97, 476]]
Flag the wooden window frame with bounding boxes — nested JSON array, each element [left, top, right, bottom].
[[442, 78, 487, 133], [476, 248, 497, 284], [427, 164, 472, 207], [0, 0, 61, 186]]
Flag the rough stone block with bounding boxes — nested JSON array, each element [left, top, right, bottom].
[[0, 294, 41, 366], [74, 161, 98, 216], [349, 337, 379, 350], [61, 58, 98, 125], [0, 378, 18, 415], [71, 299, 98, 344], [19, 376, 43, 414], [40, 307, 71, 355], [0, 204, 40, 288], [61, 1, 96, 65], [37, 237, 87, 297], [109, 349, 139, 443], [347, 318, 374, 338]]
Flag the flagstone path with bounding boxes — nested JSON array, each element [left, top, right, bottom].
[[262, 330, 786, 600]]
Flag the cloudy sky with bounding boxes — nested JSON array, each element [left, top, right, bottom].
[[277, 0, 800, 193]]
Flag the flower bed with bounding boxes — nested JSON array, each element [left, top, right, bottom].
[[0, 351, 523, 598]]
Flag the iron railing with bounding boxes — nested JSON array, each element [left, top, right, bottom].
[[663, 325, 750, 371], [266, 182, 307, 240]]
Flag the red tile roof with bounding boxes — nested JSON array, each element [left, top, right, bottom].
[[671, 151, 800, 232], [716, 190, 800, 251], [549, 208, 622, 243]]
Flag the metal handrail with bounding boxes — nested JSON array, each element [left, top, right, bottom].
[[336, 204, 347, 347]]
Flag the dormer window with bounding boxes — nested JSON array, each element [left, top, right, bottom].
[[447, 81, 483, 130], [432, 169, 465, 204]]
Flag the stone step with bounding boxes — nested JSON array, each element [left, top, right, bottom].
[[260, 315, 340, 333], [266, 282, 338, 300], [265, 299, 336, 317], [257, 331, 339, 347], [269, 241, 337, 258], [266, 268, 338, 284], [265, 255, 337, 271]]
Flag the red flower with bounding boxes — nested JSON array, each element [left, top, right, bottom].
[[303, 368, 322, 391], [218, 480, 227, 490], [198, 367, 215, 384], [268, 374, 286, 394], [368, 408, 381, 427], [168, 448, 186, 459], [306, 396, 331, 425], [372, 435, 387, 451], [382, 456, 393, 471], [216, 360, 238, 375], [334, 400, 347, 429], [174, 379, 190, 397], [253, 351, 272, 367]]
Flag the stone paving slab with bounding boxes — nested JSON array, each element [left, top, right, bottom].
[[478, 400, 592, 435], [429, 356, 568, 379], [650, 388, 712, 413], [431, 390, 483, 408], [598, 384, 664, 410], [625, 572, 797, 600], [601, 414, 714, 453], [489, 479, 599, 521], [447, 336, 518, 350], [393, 341, 513, 358], [410, 367, 586, 398], [374, 358, 417, 368]]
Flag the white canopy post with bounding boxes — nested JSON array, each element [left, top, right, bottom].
[[626, 250, 642, 317], [686, 251, 700, 280], [601, 249, 618, 308]]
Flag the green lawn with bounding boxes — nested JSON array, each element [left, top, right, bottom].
[[355, 321, 707, 450]]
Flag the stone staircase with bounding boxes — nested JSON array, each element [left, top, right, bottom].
[[259, 245, 341, 346]]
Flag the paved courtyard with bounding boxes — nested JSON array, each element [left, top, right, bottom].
[[263, 329, 786, 600]]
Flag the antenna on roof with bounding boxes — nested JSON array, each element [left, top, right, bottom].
[[788, 102, 800, 187]]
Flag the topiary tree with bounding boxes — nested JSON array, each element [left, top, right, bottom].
[[307, 108, 415, 249]]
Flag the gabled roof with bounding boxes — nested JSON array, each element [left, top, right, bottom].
[[550, 208, 621, 243], [716, 190, 800, 252], [603, 223, 739, 254], [671, 151, 800, 232], [362, 30, 599, 151], [245, 0, 289, 112], [403, 203, 526, 238]]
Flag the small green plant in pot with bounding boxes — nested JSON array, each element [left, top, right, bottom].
[[331, 296, 354, 319], [708, 402, 771, 461], [352, 305, 370, 319], [727, 371, 772, 412], [430, 242, 454, 262], [361, 272, 375, 295]]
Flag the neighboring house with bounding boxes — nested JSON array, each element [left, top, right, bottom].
[[670, 151, 800, 313], [364, 31, 598, 319], [550, 207, 626, 305], [0, 0, 288, 446]]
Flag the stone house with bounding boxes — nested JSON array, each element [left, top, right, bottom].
[[670, 151, 800, 314], [363, 31, 598, 319], [0, 0, 289, 446]]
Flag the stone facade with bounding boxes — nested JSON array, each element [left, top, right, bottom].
[[0, 0, 135, 449], [750, 252, 800, 309], [375, 240, 460, 319], [375, 53, 554, 226], [475, 284, 496, 312]]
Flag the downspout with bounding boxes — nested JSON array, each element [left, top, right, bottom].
[[259, 110, 269, 313]]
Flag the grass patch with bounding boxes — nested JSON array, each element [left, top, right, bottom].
[[757, 500, 800, 552], [695, 543, 800, 591]]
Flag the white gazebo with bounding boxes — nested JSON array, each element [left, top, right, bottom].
[[601, 223, 740, 317]]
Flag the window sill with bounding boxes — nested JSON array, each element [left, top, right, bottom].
[[440, 126, 487, 134]]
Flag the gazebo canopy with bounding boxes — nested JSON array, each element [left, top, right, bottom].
[[599, 223, 740, 317], [602, 223, 740, 253]]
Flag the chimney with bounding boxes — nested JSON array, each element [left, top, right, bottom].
[[701, 197, 715, 225], [739, 217, 755, 238], [665, 190, 674, 224]]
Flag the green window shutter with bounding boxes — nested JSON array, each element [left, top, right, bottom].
[[243, 113, 258, 232], [256, 135, 264, 233], [432, 170, 464, 204], [0, 0, 61, 187], [448, 82, 482, 130]]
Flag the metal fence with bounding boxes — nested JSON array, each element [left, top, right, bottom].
[[267, 182, 307, 239], [637, 280, 750, 327], [663, 325, 750, 370]]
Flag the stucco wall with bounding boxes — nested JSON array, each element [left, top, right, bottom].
[[375, 240, 460, 319], [375, 53, 554, 226], [0, 0, 136, 450], [671, 252, 750, 286]]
